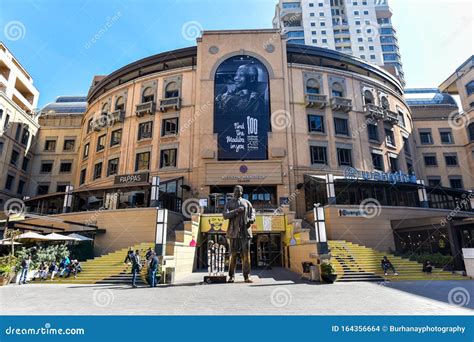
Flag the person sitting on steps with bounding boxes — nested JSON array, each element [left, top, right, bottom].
[[381, 256, 398, 276]]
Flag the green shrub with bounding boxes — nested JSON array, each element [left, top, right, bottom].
[[320, 262, 336, 275], [402, 253, 453, 268]]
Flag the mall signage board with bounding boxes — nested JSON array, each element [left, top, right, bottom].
[[344, 167, 417, 185], [114, 172, 149, 185]]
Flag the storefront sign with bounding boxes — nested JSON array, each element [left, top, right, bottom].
[[200, 214, 285, 233], [344, 167, 417, 185], [214, 55, 270, 160], [338, 209, 369, 217], [114, 172, 149, 185], [205, 162, 282, 185]]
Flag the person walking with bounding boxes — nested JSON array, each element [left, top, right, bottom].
[[124, 247, 133, 264], [131, 250, 141, 288], [148, 251, 159, 287], [19, 255, 31, 285]]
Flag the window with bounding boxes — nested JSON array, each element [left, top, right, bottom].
[[440, 130, 453, 144], [465, 81, 474, 96], [63, 139, 75, 151], [363, 90, 374, 104], [406, 159, 414, 174], [93, 162, 102, 180], [403, 137, 410, 155], [20, 127, 29, 145], [110, 129, 122, 146], [424, 155, 437, 166], [320, 22, 325, 27], [15, 124, 21, 141], [311, 22, 316, 27], [357, 38, 363, 42], [309, 3, 314, 6], [331, 82, 344, 97], [115, 96, 125, 111], [308, 115, 325, 133], [79, 169, 87, 185], [10, 150, 19, 166], [310, 146, 327, 164], [449, 178, 463, 189], [389, 156, 398, 172], [306, 78, 320, 94], [370, 55, 376, 59], [355, 20, 361, 25], [60, 162, 72, 173], [17, 180, 25, 194], [311, 30, 317, 35], [371, 153, 383, 171], [322, 38, 327, 43], [4, 114, 10, 131], [380, 96, 389, 110], [162, 118, 179, 136], [419, 131, 432, 144], [321, 30, 326, 34], [468, 123, 474, 141], [312, 39, 317, 43], [142, 87, 155, 103], [41, 162, 53, 173], [367, 123, 379, 141], [138, 121, 153, 140], [87, 118, 93, 133], [44, 140, 56, 151], [359, 46, 364, 51], [398, 111, 405, 127], [107, 158, 119, 176], [97, 134, 106, 151], [363, 10, 368, 14], [385, 128, 395, 146], [160, 149, 177, 168], [5, 175, 14, 190], [83, 143, 90, 159], [0, 141, 3, 155], [354, 10, 360, 15], [445, 154, 458, 166], [37, 184, 49, 195], [428, 178, 441, 187], [135, 152, 150, 171], [165, 82, 179, 98], [56, 184, 68, 193], [360, 55, 366, 59], [334, 118, 349, 136], [337, 148, 352, 166], [21, 157, 29, 172]]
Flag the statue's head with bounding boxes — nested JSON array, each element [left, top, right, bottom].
[[233, 185, 243, 199], [233, 64, 258, 91]]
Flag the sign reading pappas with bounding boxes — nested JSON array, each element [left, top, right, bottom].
[[214, 55, 270, 160]]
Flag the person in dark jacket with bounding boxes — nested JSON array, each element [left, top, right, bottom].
[[148, 251, 159, 287], [381, 256, 398, 275], [131, 250, 141, 288], [19, 255, 31, 285], [124, 247, 133, 264], [423, 260, 433, 274]]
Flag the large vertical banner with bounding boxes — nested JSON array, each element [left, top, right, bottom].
[[214, 55, 270, 160]]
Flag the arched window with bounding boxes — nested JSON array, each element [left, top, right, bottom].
[[101, 103, 108, 113], [142, 87, 154, 103], [380, 96, 389, 110], [115, 96, 125, 111], [165, 82, 179, 98], [332, 82, 344, 97], [468, 122, 474, 141], [306, 78, 320, 94], [364, 90, 374, 105]]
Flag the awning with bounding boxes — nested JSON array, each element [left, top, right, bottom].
[[15, 232, 51, 241], [0, 239, 22, 245]]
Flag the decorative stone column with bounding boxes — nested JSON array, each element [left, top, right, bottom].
[[417, 180, 429, 208], [155, 208, 168, 256], [325, 174, 336, 205], [62, 185, 74, 213], [150, 176, 160, 207]]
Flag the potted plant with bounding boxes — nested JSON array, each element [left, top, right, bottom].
[[320, 262, 337, 284]]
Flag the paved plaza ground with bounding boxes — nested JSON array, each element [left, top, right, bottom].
[[1, 268, 472, 315]]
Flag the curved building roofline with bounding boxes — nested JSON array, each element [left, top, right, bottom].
[[87, 42, 404, 104], [87, 46, 198, 103]]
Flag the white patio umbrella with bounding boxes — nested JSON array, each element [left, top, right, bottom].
[[15, 232, 51, 241], [0, 239, 22, 245], [44, 233, 79, 241], [67, 233, 93, 241]]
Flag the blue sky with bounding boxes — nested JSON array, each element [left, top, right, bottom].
[[0, 0, 472, 108]]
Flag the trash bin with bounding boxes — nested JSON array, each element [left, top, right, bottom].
[[309, 265, 320, 282]]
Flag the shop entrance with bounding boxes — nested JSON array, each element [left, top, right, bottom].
[[251, 233, 282, 268], [208, 186, 277, 213]]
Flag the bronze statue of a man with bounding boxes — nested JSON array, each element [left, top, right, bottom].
[[223, 185, 256, 283]]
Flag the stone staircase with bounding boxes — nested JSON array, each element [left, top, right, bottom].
[[34, 242, 154, 285], [328, 240, 468, 282]]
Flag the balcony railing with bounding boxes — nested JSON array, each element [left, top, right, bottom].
[[384, 109, 399, 124], [305, 94, 328, 109], [92, 114, 108, 131], [364, 104, 385, 120], [110, 110, 125, 123], [135, 101, 156, 117], [160, 97, 181, 112], [330, 97, 352, 112]]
